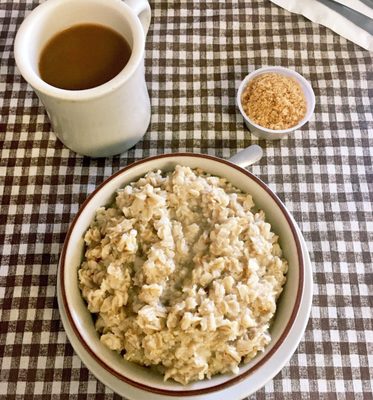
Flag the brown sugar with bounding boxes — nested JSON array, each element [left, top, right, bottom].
[[241, 73, 307, 130]]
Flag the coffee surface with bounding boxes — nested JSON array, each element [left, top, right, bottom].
[[39, 24, 131, 90]]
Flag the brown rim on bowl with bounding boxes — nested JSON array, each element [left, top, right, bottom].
[[59, 153, 304, 396]]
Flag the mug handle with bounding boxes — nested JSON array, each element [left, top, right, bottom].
[[124, 0, 151, 36]]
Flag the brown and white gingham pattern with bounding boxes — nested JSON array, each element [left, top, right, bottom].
[[1, 0, 372, 399]]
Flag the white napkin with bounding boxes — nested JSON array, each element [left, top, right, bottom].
[[270, 0, 373, 51]]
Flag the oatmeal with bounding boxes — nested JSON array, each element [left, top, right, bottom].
[[78, 166, 288, 384], [241, 72, 307, 130]]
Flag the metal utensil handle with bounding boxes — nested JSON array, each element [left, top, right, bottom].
[[317, 0, 373, 35], [228, 145, 263, 168], [360, 0, 373, 11]]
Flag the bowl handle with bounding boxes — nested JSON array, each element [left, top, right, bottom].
[[228, 145, 263, 168]]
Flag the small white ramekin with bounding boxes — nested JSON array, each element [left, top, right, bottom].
[[237, 66, 315, 140]]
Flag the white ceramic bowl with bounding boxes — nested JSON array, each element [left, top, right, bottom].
[[237, 66, 315, 140], [58, 153, 305, 396]]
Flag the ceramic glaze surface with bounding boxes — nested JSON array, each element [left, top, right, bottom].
[[59, 154, 305, 395], [14, 0, 151, 157]]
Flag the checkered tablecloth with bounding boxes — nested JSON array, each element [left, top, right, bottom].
[[1, 0, 372, 399]]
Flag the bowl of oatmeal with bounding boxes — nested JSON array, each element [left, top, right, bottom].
[[58, 153, 305, 396], [237, 66, 315, 140]]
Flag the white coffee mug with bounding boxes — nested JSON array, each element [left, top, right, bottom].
[[14, 0, 151, 157]]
